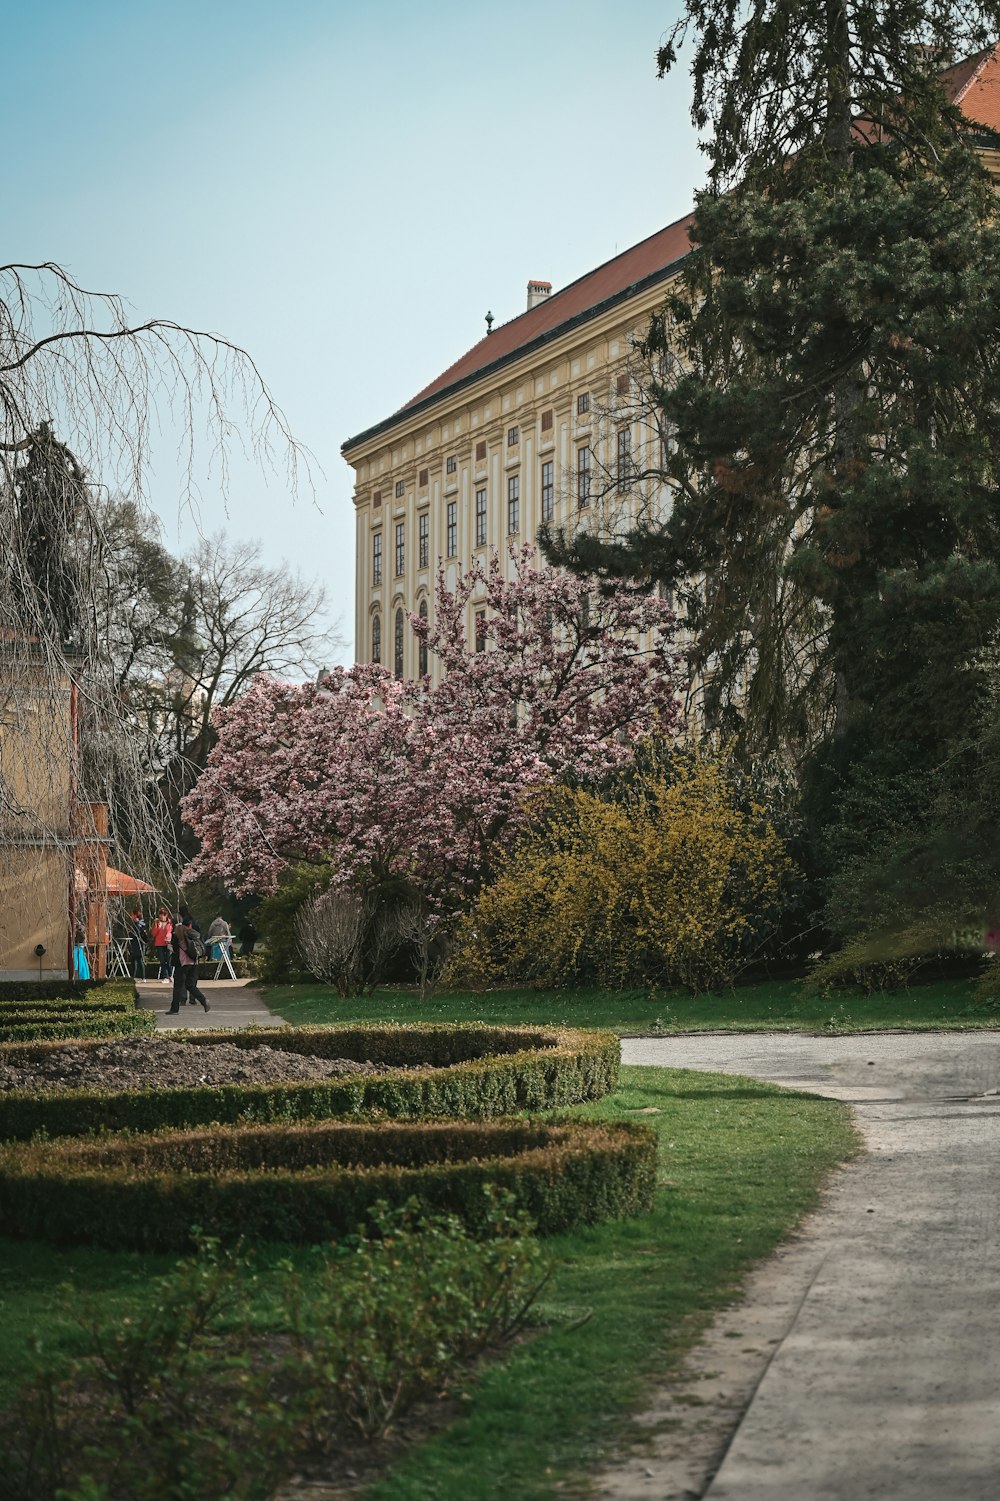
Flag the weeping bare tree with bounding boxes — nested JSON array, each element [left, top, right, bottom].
[[0, 260, 310, 906]]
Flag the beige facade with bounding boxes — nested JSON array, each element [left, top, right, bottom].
[[0, 650, 76, 979], [0, 649, 108, 981], [342, 223, 691, 681]]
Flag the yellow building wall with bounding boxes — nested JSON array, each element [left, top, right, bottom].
[[344, 281, 680, 684], [0, 657, 75, 980]]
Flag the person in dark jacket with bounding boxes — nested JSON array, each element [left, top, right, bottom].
[[126, 908, 146, 980], [166, 916, 210, 1015]]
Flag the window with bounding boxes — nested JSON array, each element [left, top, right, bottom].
[[372, 532, 382, 585], [507, 425, 519, 447], [418, 512, 429, 568], [418, 467, 428, 488], [541, 460, 554, 522], [372, 489, 382, 509], [616, 372, 629, 396], [446, 455, 457, 474], [446, 500, 457, 558], [371, 614, 381, 664], [475, 609, 487, 652], [659, 421, 674, 469], [474, 486, 488, 546], [475, 439, 487, 462], [394, 609, 405, 679], [507, 473, 519, 534], [395, 480, 405, 498], [395, 521, 405, 576], [418, 600, 429, 677], [616, 428, 632, 492], [577, 446, 591, 508], [577, 392, 590, 416], [541, 408, 553, 432]]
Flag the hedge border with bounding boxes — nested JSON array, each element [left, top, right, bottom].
[[0, 1012, 155, 1044], [0, 1024, 620, 1140], [0, 1116, 656, 1248]]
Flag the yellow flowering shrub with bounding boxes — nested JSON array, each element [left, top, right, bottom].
[[454, 757, 791, 993]]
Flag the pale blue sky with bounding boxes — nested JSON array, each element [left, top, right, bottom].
[[6, 0, 703, 660]]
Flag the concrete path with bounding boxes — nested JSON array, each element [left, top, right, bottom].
[[593, 1032, 1000, 1501], [136, 977, 286, 1031]]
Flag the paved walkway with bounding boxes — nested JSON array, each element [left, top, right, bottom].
[[592, 1032, 1000, 1500], [136, 977, 286, 1031]]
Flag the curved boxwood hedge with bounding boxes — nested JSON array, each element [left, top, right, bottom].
[[0, 1116, 656, 1249], [0, 1024, 619, 1140]]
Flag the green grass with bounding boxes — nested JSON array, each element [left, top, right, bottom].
[[265, 975, 999, 1034], [0, 1066, 858, 1499]]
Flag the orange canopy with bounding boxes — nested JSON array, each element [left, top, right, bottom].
[[105, 867, 157, 897]]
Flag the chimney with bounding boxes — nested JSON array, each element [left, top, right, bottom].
[[527, 279, 552, 311]]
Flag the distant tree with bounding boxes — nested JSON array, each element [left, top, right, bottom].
[[183, 547, 679, 931], [160, 533, 338, 837], [0, 260, 308, 879]]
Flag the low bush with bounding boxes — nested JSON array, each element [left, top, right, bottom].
[[0, 979, 131, 1004], [0, 983, 150, 1043], [0, 1116, 656, 1249], [0, 1198, 549, 1500], [0, 1010, 155, 1043], [0, 1023, 619, 1140]]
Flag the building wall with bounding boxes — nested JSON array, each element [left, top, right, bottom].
[[0, 657, 75, 979], [344, 280, 679, 681]]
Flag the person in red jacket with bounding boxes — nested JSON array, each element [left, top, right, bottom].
[[151, 908, 173, 982]]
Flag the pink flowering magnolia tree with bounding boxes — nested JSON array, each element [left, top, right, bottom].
[[183, 546, 680, 923]]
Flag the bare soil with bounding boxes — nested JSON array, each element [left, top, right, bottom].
[[0, 1036, 397, 1094]]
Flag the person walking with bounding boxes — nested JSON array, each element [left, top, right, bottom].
[[239, 919, 257, 958], [151, 908, 173, 982], [167, 915, 210, 1015]]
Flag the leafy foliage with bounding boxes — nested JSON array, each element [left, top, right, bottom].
[[183, 546, 679, 935], [0, 1200, 550, 1500], [454, 755, 791, 993]]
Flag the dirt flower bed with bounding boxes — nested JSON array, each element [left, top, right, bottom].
[[0, 1036, 391, 1095]]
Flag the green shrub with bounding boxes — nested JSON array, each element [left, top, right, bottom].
[[0, 1115, 655, 1249], [0, 980, 133, 1005], [0, 982, 150, 1043], [0, 1201, 548, 1500], [0, 1010, 155, 1043], [0, 1024, 619, 1141]]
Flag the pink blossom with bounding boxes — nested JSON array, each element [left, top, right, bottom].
[[183, 546, 681, 919]]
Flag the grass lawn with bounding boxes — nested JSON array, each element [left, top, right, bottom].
[[264, 974, 999, 1035], [0, 1066, 857, 1499]]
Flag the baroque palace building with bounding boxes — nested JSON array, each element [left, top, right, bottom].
[[342, 47, 1000, 683]]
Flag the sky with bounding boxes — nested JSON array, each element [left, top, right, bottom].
[[6, 0, 705, 662]]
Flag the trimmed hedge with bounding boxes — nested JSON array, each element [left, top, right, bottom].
[[0, 1024, 619, 1140], [0, 1011, 155, 1044], [0, 1116, 656, 1248], [0, 982, 149, 1044], [0, 979, 129, 1004]]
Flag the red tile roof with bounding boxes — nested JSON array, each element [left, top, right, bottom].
[[342, 214, 695, 451], [943, 43, 1000, 132], [343, 46, 1000, 455]]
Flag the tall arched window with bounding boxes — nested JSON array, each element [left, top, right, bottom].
[[371, 613, 381, 664], [394, 608, 405, 679], [418, 600, 428, 677]]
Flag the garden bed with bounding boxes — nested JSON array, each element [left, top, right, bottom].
[[0, 1116, 656, 1248], [0, 1024, 619, 1139], [0, 981, 150, 1043]]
